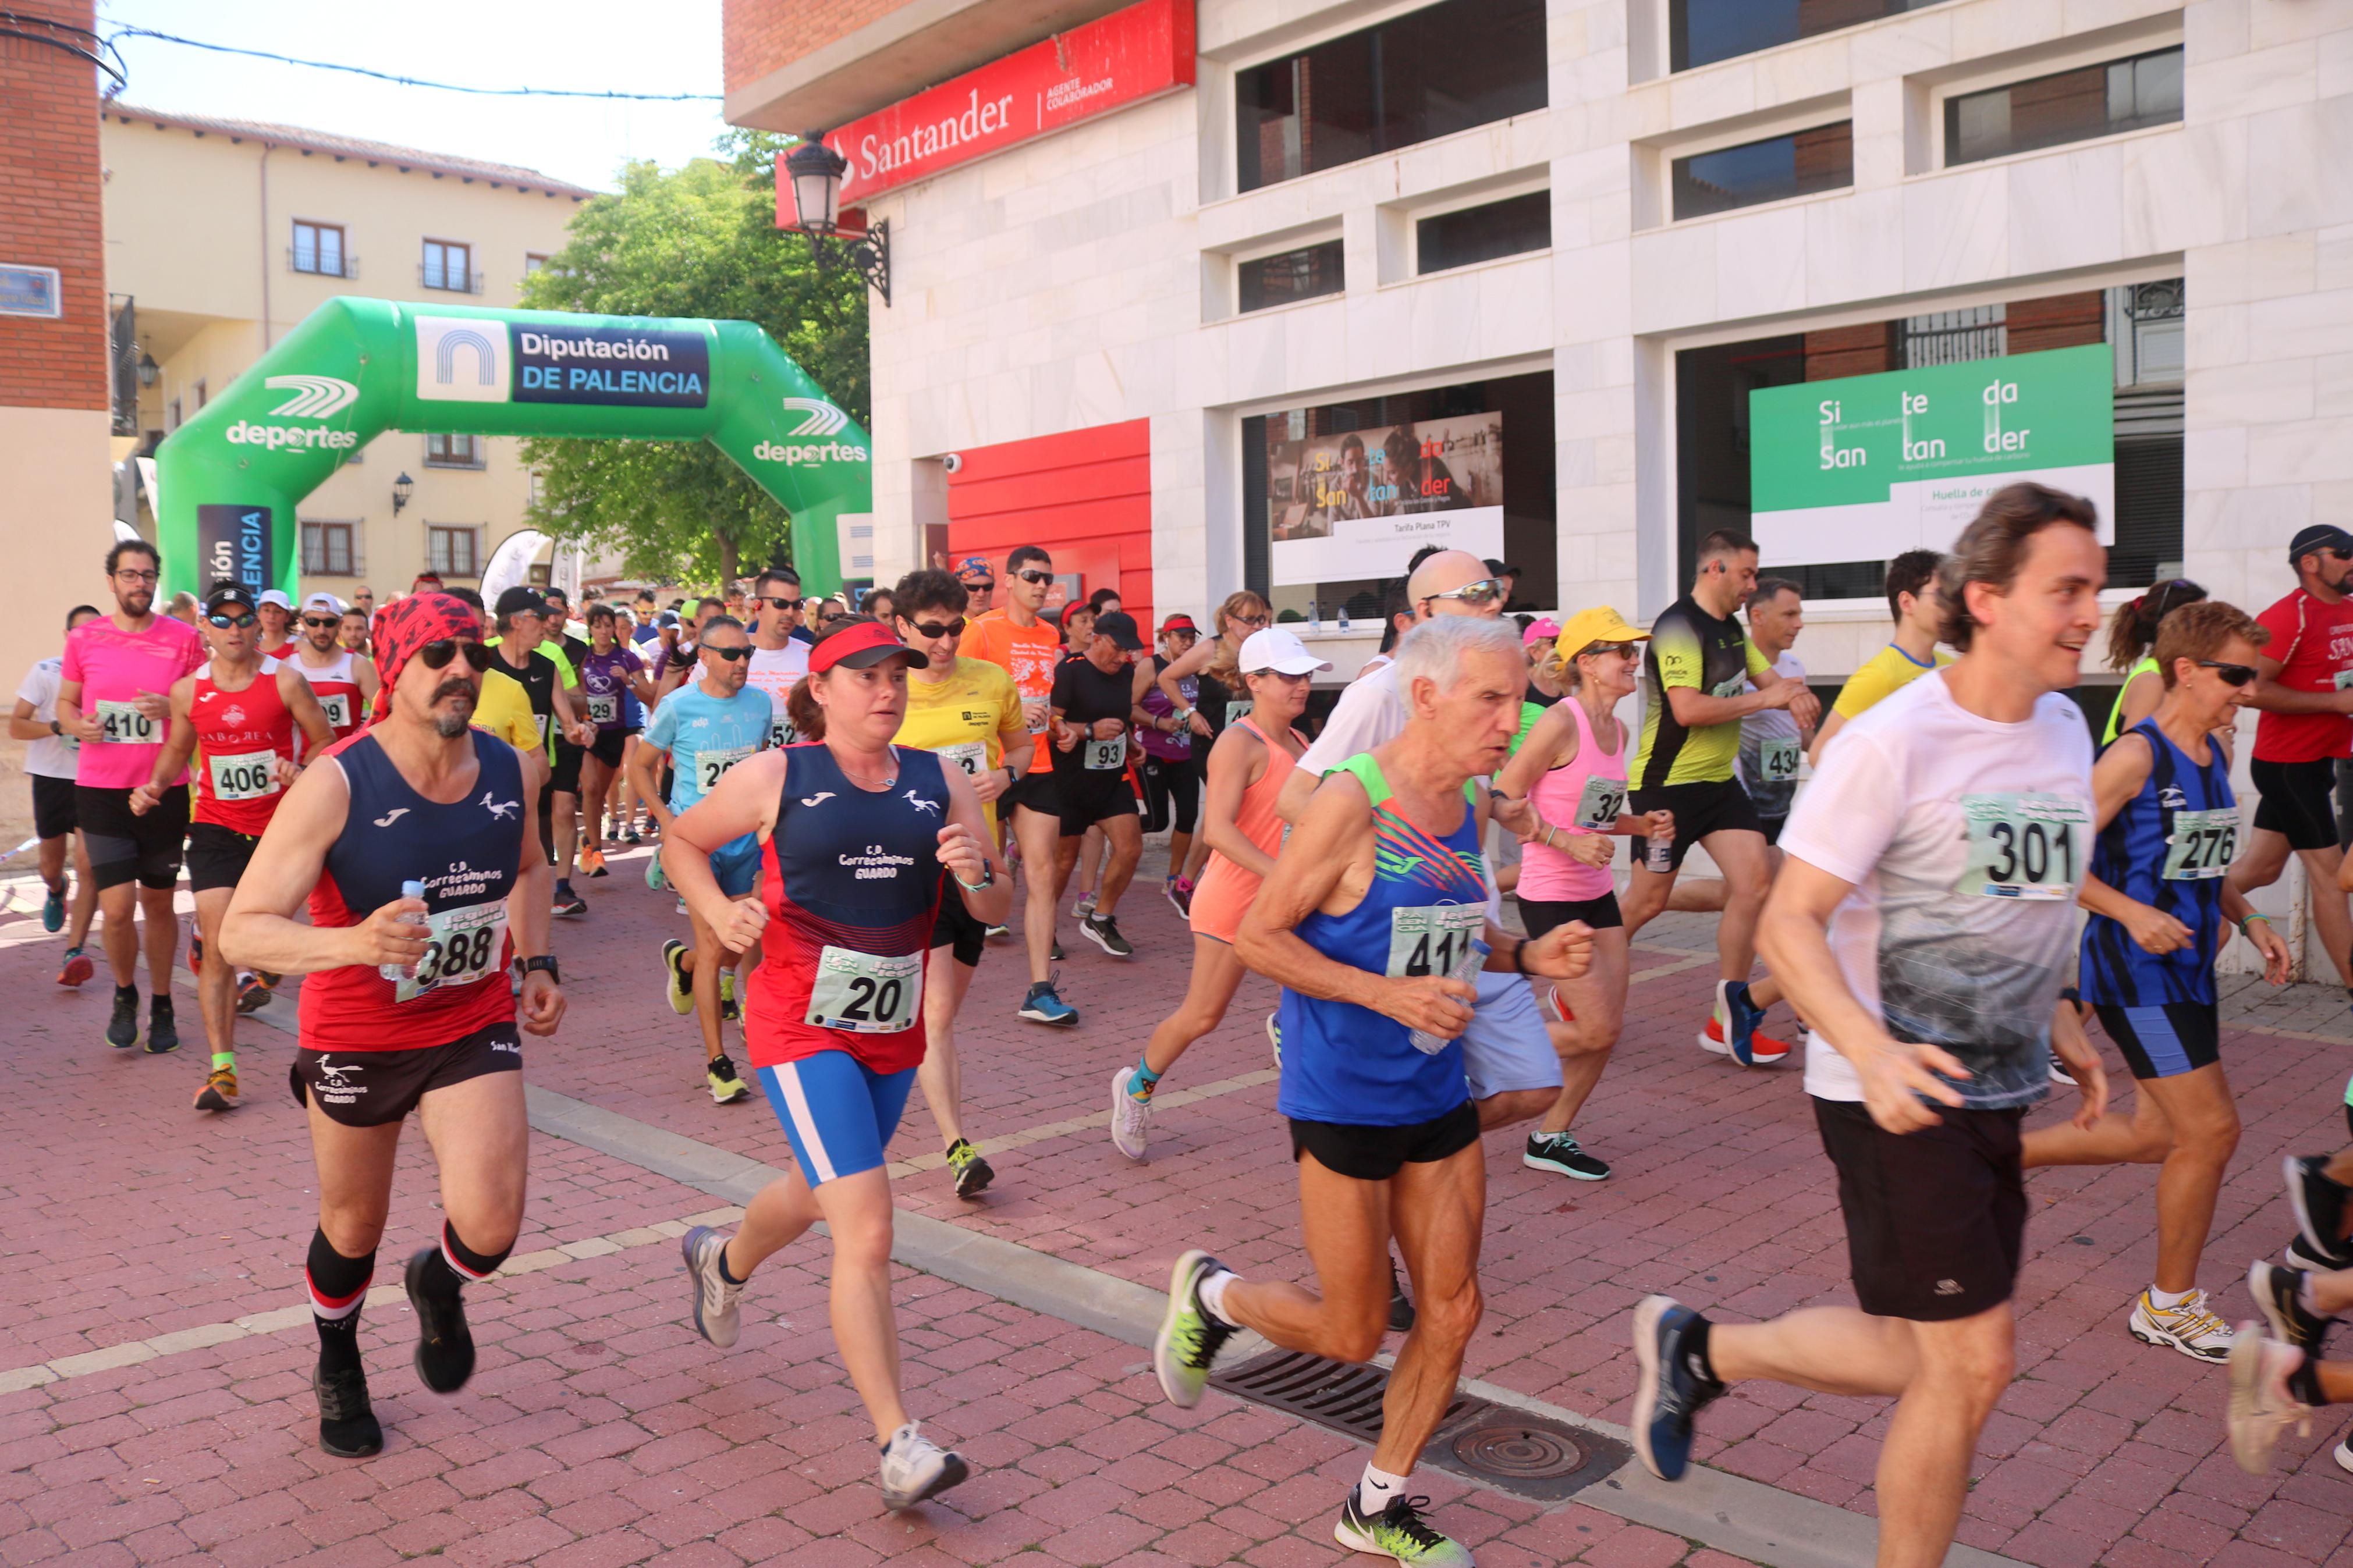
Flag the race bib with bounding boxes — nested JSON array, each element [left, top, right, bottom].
[[768, 714, 795, 748], [533, 713, 551, 749], [1758, 738, 1801, 783], [1083, 734, 1126, 771], [208, 749, 280, 802], [695, 744, 753, 795], [584, 692, 617, 726], [395, 902, 509, 1004], [1023, 698, 1050, 735], [317, 692, 353, 731], [2162, 807, 2239, 881], [94, 699, 157, 744], [1572, 775, 1625, 831], [1386, 904, 1486, 979], [939, 741, 988, 778], [2334, 668, 2353, 693], [805, 947, 922, 1033], [1955, 792, 2091, 899], [1710, 674, 1748, 699]]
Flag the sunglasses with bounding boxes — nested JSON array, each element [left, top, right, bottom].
[[206, 611, 257, 629], [1015, 569, 1055, 586], [302, 616, 340, 630], [1581, 641, 1641, 660], [2197, 660, 2258, 687], [1229, 614, 1270, 630], [417, 639, 495, 673], [759, 595, 804, 611], [1422, 578, 1504, 607], [908, 617, 967, 639], [703, 645, 753, 663]]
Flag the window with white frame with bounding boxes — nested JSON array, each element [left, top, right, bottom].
[[425, 432, 482, 468], [427, 526, 481, 578], [300, 521, 360, 577]]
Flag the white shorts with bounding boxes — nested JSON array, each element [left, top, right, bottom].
[[1461, 970, 1562, 1101]]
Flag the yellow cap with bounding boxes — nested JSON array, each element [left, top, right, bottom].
[[1554, 606, 1649, 662]]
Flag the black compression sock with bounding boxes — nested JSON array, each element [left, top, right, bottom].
[[1686, 1317, 1724, 1389], [305, 1229, 375, 1373], [2291, 1354, 2329, 1410], [114, 984, 136, 1003], [417, 1220, 513, 1298]]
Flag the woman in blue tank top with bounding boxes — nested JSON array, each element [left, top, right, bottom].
[[2022, 602, 2290, 1364]]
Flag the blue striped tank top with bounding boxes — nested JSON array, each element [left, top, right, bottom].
[[2079, 717, 2235, 1008]]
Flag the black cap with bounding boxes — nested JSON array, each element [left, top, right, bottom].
[[1093, 610, 1145, 651], [2289, 524, 2353, 563], [202, 584, 255, 616], [494, 586, 548, 619]]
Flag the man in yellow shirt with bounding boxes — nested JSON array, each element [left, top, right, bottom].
[[1808, 549, 1950, 765], [449, 588, 549, 790]]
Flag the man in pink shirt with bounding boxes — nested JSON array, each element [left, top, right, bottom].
[[55, 540, 207, 1053]]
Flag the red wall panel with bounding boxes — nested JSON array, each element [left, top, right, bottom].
[[946, 419, 1154, 628]]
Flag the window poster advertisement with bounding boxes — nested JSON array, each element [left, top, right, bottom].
[[1266, 413, 1504, 586]]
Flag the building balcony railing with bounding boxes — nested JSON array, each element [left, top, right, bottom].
[[418, 265, 485, 294], [289, 247, 360, 279]]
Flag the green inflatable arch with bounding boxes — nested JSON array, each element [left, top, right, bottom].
[[152, 297, 873, 601]]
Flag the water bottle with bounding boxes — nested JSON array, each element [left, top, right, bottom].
[[1309, 599, 1322, 631], [381, 879, 428, 983], [1337, 602, 1351, 632], [1646, 825, 1674, 874], [1408, 938, 1490, 1055]]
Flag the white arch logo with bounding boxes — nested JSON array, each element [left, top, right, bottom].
[[414, 315, 511, 403], [265, 375, 359, 419], [780, 397, 848, 437]]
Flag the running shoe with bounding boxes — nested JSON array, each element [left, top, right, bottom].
[[984, 923, 1010, 943], [1165, 877, 1193, 918], [40, 886, 63, 933], [581, 846, 609, 879], [2050, 1056, 2077, 1086], [706, 1054, 751, 1105], [1389, 1261, 1415, 1333], [1079, 912, 1133, 958], [313, 1357, 382, 1459], [1333, 1491, 1472, 1567], [2225, 1325, 2311, 1475], [144, 1002, 178, 1055], [105, 986, 138, 1049], [946, 1139, 995, 1199], [720, 968, 739, 1022], [879, 1421, 970, 1511], [1267, 1010, 1282, 1069], [1110, 1066, 1152, 1161], [624, 828, 644, 845], [1073, 891, 1098, 921], [552, 885, 587, 920], [1018, 978, 1078, 1027], [662, 938, 693, 1015], [1698, 980, 1787, 1067], [645, 855, 667, 892], [56, 946, 92, 988], [1154, 1250, 1238, 1407], [680, 1225, 743, 1349], [2249, 1259, 2333, 1354], [403, 1248, 477, 1395], [192, 1066, 238, 1112], [2338, 1435, 2353, 1475], [2287, 1232, 2353, 1273], [1546, 986, 1576, 1022], [236, 972, 274, 1014], [2287, 1155, 2351, 1267], [1522, 1131, 1610, 1181], [2128, 1289, 2235, 1362], [1631, 1294, 1726, 1481]]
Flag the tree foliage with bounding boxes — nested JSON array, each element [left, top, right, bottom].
[[516, 131, 868, 588]]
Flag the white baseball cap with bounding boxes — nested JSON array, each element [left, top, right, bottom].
[[1238, 627, 1332, 676], [300, 591, 344, 617], [256, 588, 294, 610]]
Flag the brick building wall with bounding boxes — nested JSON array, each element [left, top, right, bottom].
[[0, 0, 108, 411], [725, 0, 906, 95]]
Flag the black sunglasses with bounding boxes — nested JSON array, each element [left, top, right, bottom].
[[704, 645, 753, 662], [759, 595, 804, 611], [301, 615, 340, 630], [417, 639, 495, 672], [1015, 569, 1055, 586], [2197, 660, 2258, 687], [963, 578, 996, 592], [206, 611, 257, 629], [908, 617, 967, 639]]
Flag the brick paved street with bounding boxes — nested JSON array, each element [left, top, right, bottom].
[[6, 838, 2353, 1566]]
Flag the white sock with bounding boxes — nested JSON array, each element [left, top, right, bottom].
[[2301, 1274, 2324, 1317], [2148, 1285, 2196, 1310], [1357, 1463, 1408, 1514], [1198, 1268, 1238, 1326]]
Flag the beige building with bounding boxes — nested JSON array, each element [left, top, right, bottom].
[[100, 105, 596, 602]]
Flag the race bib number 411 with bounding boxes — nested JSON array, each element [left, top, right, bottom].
[[1386, 904, 1486, 979], [1956, 792, 2091, 899]]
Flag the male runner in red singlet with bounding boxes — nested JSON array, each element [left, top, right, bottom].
[[222, 592, 565, 1459], [290, 590, 379, 746]]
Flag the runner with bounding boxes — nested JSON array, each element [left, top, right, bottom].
[[12, 603, 102, 983], [1052, 610, 1148, 960], [2227, 1256, 2353, 1475], [1808, 549, 1951, 764], [1495, 607, 1676, 1183], [626, 615, 768, 1103], [54, 539, 206, 1053], [1631, 483, 2107, 1568], [535, 589, 594, 915], [672, 616, 1009, 1510], [574, 605, 655, 879], [956, 556, 995, 618], [1154, 616, 1592, 1567], [743, 566, 811, 750], [2100, 578, 2208, 746], [218, 589, 562, 1459], [890, 570, 1031, 1197], [1737, 578, 1812, 859], [2017, 599, 2288, 1361], [1156, 592, 1275, 894], [133, 584, 335, 1110], [488, 588, 593, 916], [255, 588, 296, 659], [289, 591, 378, 747], [1615, 530, 1820, 1068], [1113, 627, 1326, 1161], [1137, 614, 1204, 916], [655, 596, 727, 699]]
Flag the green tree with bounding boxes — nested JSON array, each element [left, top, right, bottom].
[[516, 131, 868, 588]]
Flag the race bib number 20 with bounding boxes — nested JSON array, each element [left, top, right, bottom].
[[806, 947, 922, 1033], [1956, 792, 2090, 899]]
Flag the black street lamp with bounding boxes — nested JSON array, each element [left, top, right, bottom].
[[392, 471, 414, 516], [783, 132, 890, 307]]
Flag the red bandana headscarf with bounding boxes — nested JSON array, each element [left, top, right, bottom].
[[370, 592, 485, 721]]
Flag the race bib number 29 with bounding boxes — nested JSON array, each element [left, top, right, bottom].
[[1956, 792, 2090, 899]]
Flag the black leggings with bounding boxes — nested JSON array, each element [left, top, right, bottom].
[[1140, 752, 1199, 836]]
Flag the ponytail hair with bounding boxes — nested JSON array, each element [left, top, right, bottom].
[[1204, 590, 1270, 688], [2103, 577, 2205, 673], [786, 675, 824, 742]]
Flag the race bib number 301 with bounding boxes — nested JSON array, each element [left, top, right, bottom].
[[2162, 807, 2238, 881], [395, 903, 509, 1004], [1956, 792, 2091, 899], [94, 699, 157, 744], [806, 947, 922, 1033], [1386, 904, 1486, 979]]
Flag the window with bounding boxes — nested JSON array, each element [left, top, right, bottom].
[[1418, 192, 1551, 274], [1238, 240, 1344, 312], [300, 521, 359, 576], [1672, 122, 1852, 220], [421, 240, 474, 293], [1946, 47, 2183, 167], [1672, 0, 1950, 73], [428, 527, 480, 578], [425, 432, 482, 468], [1236, 0, 1547, 193], [524, 253, 550, 274], [292, 221, 347, 277]]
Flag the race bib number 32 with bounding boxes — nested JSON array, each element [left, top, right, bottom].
[[1572, 776, 1625, 831], [1956, 792, 2091, 899], [806, 947, 922, 1033], [94, 699, 157, 744]]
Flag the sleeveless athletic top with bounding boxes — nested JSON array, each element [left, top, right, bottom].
[[1187, 719, 1304, 945], [292, 649, 364, 743], [1138, 656, 1194, 762], [1518, 696, 1626, 904], [2102, 656, 2160, 746], [744, 743, 950, 1075], [299, 730, 526, 1051], [1275, 753, 1486, 1128], [191, 658, 299, 836], [2079, 716, 2235, 1008]]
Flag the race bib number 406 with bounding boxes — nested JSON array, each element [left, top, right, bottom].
[[208, 749, 280, 802], [94, 699, 157, 744], [395, 902, 509, 1004], [805, 947, 922, 1033], [1956, 792, 2091, 899]]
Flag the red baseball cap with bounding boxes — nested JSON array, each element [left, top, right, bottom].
[[808, 619, 924, 674], [1160, 613, 1198, 633]]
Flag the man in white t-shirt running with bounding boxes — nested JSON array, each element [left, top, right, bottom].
[[10, 603, 103, 983], [742, 566, 811, 749], [1629, 483, 2110, 1568]]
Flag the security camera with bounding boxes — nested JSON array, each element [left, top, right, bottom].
[[942, 453, 964, 474]]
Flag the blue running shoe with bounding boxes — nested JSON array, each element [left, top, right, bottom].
[[1699, 980, 1786, 1068], [1018, 976, 1078, 1027], [41, 887, 63, 933], [1631, 1294, 1724, 1481]]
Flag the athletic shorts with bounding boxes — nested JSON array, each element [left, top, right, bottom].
[[1517, 890, 1623, 936], [31, 773, 76, 841], [1003, 768, 1060, 822], [2093, 1001, 2221, 1080], [1759, 812, 1787, 848], [79, 783, 189, 891], [1140, 752, 1199, 836], [185, 821, 261, 894], [290, 1023, 523, 1128], [1812, 1096, 2026, 1322], [1052, 765, 1138, 837], [548, 739, 583, 797], [2252, 757, 2338, 851], [930, 871, 988, 966], [758, 1050, 916, 1186], [589, 727, 636, 769], [712, 835, 762, 899], [1290, 1099, 1481, 1182], [1626, 778, 1762, 872], [1461, 969, 1564, 1101]]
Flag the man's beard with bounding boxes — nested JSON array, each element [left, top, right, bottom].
[[428, 675, 477, 736], [122, 589, 153, 616]]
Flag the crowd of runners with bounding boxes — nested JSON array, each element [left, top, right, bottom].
[[20, 489, 2353, 1565]]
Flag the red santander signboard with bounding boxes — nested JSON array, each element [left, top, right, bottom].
[[777, 0, 1195, 215]]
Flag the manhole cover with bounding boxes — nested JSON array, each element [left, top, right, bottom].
[[1450, 1418, 1586, 1480]]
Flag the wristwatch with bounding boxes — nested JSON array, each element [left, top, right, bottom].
[[522, 954, 562, 983], [956, 864, 996, 893], [48, 719, 60, 736]]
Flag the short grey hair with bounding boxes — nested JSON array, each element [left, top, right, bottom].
[[1392, 615, 1524, 695]]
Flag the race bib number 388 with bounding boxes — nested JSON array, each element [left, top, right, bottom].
[[1955, 792, 2091, 899], [395, 903, 509, 1004]]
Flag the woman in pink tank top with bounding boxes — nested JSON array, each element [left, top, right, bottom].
[[1494, 610, 1673, 1179], [1109, 630, 1327, 1161]]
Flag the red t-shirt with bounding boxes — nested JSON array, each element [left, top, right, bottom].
[[2255, 589, 2353, 763]]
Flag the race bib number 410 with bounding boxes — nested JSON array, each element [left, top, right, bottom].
[[1956, 792, 2091, 899], [805, 947, 922, 1033], [94, 699, 157, 744]]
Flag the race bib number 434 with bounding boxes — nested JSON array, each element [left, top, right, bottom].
[[1956, 792, 2091, 899]]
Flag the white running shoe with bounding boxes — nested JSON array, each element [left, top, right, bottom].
[[2226, 1325, 2311, 1475], [1110, 1066, 1152, 1161], [1072, 891, 1098, 921], [2128, 1288, 2235, 1363], [680, 1226, 744, 1349], [879, 1422, 970, 1510]]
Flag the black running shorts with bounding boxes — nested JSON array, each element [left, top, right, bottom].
[[2252, 757, 2338, 851], [548, 738, 584, 797], [185, 821, 261, 894], [929, 870, 988, 966], [1003, 767, 1060, 822], [79, 783, 189, 891], [1052, 765, 1138, 837], [1626, 778, 1762, 872], [588, 727, 636, 769], [31, 773, 77, 841], [290, 1023, 523, 1128], [1812, 1096, 2026, 1322], [1289, 1100, 1481, 1182], [1516, 890, 1623, 935]]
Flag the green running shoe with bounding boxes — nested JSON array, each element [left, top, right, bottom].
[[1333, 1491, 1473, 1566], [1154, 1249, 1237, 1408]]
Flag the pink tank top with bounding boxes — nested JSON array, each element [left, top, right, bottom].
[[1187, 719, 1303, 945], [1518, 696, 1626, 902]]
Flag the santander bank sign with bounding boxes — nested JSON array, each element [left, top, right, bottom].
[[775, 0, 1195, 213]]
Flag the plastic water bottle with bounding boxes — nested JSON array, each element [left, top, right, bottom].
[[1309, 599, 1322, 631], [381, 879, 427, 983], [1337, 602, 1351, 632], [1646, 826, 1674, 874], [1409, 938, 1490, 1055]]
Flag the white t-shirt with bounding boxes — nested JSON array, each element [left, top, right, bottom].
[[1779, 669, 2093, 1111], [1738, 649, 1807, 817], [744, 641, 810, 748], [16, 656, 79, 779]]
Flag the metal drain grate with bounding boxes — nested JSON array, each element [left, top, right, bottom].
[[1208, 1349, 1628, 1502]]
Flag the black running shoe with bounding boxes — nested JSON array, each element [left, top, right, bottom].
[[1388, 1260, 1415, 1333], [2287, 1155, 2351, 1266], [403, 1249, 477, 1395], [2288, 1232, 2353, 1272], [1631, 1295, 1726, 1481], [144, 1002, 179, 1055], [1523, 1131, 1611, 1181], [105, 986, 139, 1050], [947, 1139, 995, 1199], [552, 886, 588, 919], [1080, 912, 1134, 958], [314, 1357, 383, 1458], [2250, 1258, 2334, 1354]]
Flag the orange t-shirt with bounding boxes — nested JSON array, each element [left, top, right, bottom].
[[959, 610, 1062, 771]]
